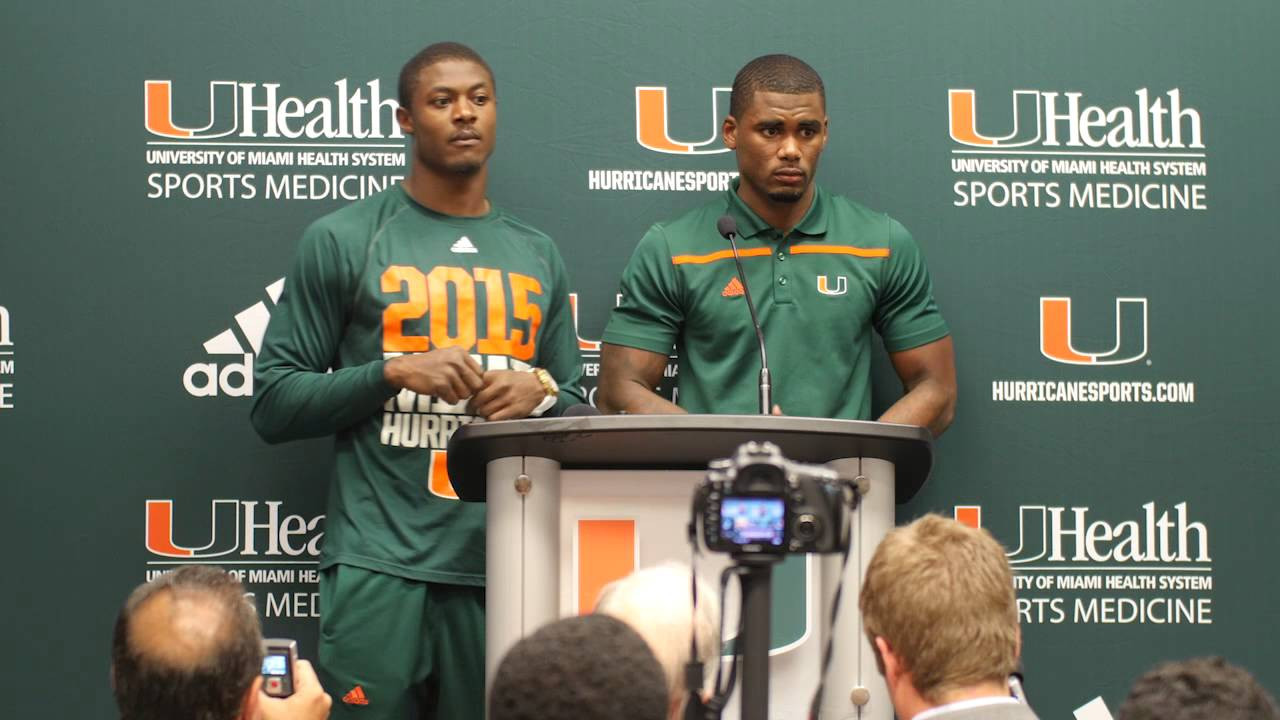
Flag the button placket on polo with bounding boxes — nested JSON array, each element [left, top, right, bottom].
[[773, 233, 793, 304]]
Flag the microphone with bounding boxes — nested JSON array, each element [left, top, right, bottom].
[[561, 403, 600, 417], [716, 215, 772, 415]]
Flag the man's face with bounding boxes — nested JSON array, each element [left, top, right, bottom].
[[397, 59, 496, 176], [723, 90, 827, 204]]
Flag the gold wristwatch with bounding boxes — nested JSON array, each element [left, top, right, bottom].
[[529, 367, 558, 417]]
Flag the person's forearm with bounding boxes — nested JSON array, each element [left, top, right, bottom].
[[877, 379, 956, 437], [251, 361, 395, 443], [598, 378, 686, 415]]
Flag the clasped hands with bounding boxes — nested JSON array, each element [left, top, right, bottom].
[[383, 346, 546, 421]]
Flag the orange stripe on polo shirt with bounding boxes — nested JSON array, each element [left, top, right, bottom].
[[790, 245, 890, 258], [671, 248, 773, 265], [576, 519, 636, 613]]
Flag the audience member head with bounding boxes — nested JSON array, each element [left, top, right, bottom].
[[111, 565, 263, 720], [1117, 656, 1279, 720], [596, 562, 720, 718], [859, 514, 1020, 714], [489, 614, 668, 720]]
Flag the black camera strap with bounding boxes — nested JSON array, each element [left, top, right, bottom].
[[685, 514, 746, 720], [806, 472, 865, 720]]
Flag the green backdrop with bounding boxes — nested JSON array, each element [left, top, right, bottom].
[[2, 1, 1276, 717]]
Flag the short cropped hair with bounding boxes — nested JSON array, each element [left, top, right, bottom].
[[1117, 656, 1280, 720], [596, 563, 720, 709], [398, 42, 495, 107], [859, 514, 1019, 702], [489, 614, 668, 720], [729, 54, 826, 118], [111, 565, 263, 720]]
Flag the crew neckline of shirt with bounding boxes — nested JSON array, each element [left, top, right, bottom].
[[397, 184, 499, 224]]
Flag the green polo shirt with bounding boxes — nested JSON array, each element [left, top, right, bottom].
[[603, 180, 948, 418]]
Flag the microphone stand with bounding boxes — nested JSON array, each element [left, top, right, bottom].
[[725, 231, 771, 415]]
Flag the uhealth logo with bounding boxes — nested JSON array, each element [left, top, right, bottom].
[[955, 503, 1210, 564], [948, 88, 1203, 149], [184, 279, 284, 397], [145, 79, 403, 140], [146, 499, 323, 559], [635, 86, 731, 154], [1040, 297, 1148, 366], [0, 305, 11, 348], [0, 305, 13, 411]]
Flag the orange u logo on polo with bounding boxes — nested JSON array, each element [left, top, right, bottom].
[[948, 89, 1042, 148], [144, 80, 240, 139], [635, 86, 732, 154], [1040, 297, 1148, 365]]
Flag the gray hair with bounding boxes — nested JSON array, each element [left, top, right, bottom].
[[596, 562, 720, 713]]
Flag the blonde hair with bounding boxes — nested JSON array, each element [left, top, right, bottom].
[[859, 514, 1019, 701]]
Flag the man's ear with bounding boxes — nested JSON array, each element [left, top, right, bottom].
[[396, 106, 413, 136], [722, 115, 738, 150], [874, 636, 902, 686], [240, 676, 263, 720]]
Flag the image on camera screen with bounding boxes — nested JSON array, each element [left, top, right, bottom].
[[721, 496, 785, 546], [262, 654, 289, 676]]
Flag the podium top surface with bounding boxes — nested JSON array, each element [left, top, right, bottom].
[[446, 414, 933, 503]]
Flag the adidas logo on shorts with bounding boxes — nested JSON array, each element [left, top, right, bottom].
[[342, 685, 370, 705]]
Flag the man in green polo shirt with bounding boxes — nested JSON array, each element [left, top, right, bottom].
[[599, 54, 955, 435]]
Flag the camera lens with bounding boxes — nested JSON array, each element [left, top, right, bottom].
[[795, 513, 820, 541]]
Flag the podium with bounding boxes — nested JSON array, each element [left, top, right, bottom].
[[448, 414, 932, 720]]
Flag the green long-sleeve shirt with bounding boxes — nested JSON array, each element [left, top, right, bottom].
[[252, 185, 583, 585]]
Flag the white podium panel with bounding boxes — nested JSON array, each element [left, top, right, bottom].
[[485, 461, 898, 720], [452, 415, 932, 720]]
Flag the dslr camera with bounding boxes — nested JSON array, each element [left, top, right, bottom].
[[693, 441, 852, 555]]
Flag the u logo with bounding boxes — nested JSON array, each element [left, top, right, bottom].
[[144, 80, 240, 139], [948, 89, 1042, 148], [634, 86, 732, 154], [1039, 297, 1148, 365], [145, 499, 242, 558], [816, 275, 847, 296]]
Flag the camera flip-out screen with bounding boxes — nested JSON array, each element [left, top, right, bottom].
[[721, 496, 786, 546], [262, 654, 289, 676]]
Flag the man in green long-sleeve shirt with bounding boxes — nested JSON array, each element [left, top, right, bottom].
[[251, 42, 583, 720]]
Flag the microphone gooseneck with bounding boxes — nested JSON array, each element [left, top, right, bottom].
[[716, 215, 772, 415]]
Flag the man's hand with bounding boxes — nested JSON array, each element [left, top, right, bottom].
[[257, 659, 332, 720], [468, 370, 546, 420], [383, 347, 484, 403]]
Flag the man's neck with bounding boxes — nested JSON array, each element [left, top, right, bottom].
[[898, 681, 1013, 720], [402, 166, 490, 217], [736, 183, 815, 236]]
